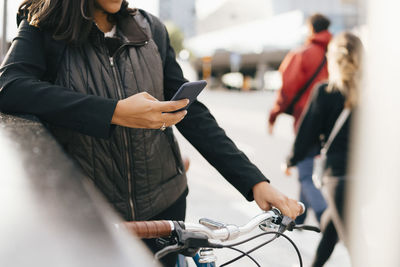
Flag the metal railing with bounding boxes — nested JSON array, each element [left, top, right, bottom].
[[0, 113, 158, 267]]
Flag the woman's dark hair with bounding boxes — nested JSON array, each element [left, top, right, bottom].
[[18, 0, 136, 44], [308, 13, 331, 33]]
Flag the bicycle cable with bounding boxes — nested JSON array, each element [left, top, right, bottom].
[[218, 234, 277, 267], [220, 232, 279, 247], [218, 231, 303, 267], [222, 246, 261, 267]]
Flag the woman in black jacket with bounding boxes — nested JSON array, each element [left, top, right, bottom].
[[286, 32, 363, 266], [0, 0, 302, 266]]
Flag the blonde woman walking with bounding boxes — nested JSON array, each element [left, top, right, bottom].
[[285, 32, 363, 266]]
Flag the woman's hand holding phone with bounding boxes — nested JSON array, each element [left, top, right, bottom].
[[111, 92, 189, 129]]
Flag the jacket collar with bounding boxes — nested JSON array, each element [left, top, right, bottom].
[[91, 13, 149, 46], [306, 30, 332, 48], [117, 14, 149, 45]]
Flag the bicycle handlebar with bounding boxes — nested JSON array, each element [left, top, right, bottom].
[[123, 209, 281, 241], [122, 203, 315, 264], [123, 202, 306, 240]]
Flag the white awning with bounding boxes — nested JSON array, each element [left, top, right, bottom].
[[185, 10, 306, 57]]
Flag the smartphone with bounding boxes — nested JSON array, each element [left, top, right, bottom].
[[169, 80, 207, 112]]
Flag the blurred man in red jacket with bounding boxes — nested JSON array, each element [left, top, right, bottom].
[[269, 14, 332, 224]]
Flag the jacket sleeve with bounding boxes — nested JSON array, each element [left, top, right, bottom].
[[0, 20, 117, 138], [160, 24, 268, 201], [268, 51, 307, 124], [286, 85, 324, 167]]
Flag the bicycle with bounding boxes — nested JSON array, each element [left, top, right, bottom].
[[122, 204, 320, 267]]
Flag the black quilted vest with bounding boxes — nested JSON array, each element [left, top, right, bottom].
[[50, 12, 187, 221]]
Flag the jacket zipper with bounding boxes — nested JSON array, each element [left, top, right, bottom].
[[110, 57, 136, 220], [108, 41, 149, 220]]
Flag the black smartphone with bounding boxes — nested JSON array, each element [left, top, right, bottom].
[[169, 80, 207, 112]]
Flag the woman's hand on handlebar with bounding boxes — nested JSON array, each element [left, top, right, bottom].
[[252, 181, 302, 220], [111, 92, 189, 129]]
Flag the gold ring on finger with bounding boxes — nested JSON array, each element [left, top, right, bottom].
[[160, 122, 167, 131]]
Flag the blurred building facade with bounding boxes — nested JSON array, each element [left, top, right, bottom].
[[187, 0, 362, 89], [159, 0, 196, 38], [198, 0, 359, 36], [272, 0, 359, 32]]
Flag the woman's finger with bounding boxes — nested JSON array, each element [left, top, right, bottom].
[[298, 202, 306, 216], [154, 99, 189, 112]]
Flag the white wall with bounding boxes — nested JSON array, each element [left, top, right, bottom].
[[1, 0, 22, 42], [349, 0, 400, 266]]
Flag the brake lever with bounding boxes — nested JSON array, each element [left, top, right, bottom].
[[294, 224, 321, 233], [155, 231, 214, 259], [155, 244, 183, 260], [259, 208, 283, 232], [279, 216, 295, 232]]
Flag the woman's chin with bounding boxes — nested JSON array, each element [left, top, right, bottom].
[[95, 0, 123, 14], [106, 5, 122, 14]]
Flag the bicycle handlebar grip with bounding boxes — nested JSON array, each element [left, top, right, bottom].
[[123, 220, 172, 239]]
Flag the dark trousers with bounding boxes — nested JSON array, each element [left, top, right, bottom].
[[312, 177, 347, 267], [142, 191, 187, 267]]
